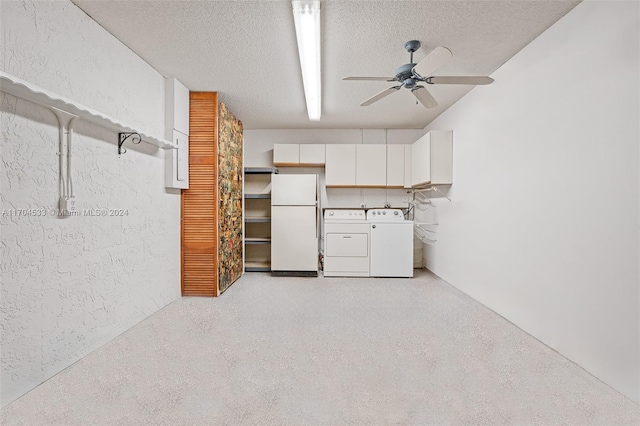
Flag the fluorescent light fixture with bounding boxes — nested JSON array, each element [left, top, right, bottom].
[[292, 0, 321, 121]]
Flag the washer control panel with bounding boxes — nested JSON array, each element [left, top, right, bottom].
[[366, 209, 405, 221]]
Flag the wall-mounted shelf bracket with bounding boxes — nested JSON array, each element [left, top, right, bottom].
[[408, 184, 452, 201], [118, 132, 141, 155], [414, 223, 438, 244]]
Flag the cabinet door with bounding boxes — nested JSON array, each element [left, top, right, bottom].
[[165, 77, 190, 136], [325, 144, 356, 187], [411, 133, 431, 186], [299, 144, 325, 165], [410, 131, 453, 186], [356, 145, 386, 187], [273, 144, 300, 165], [386, 145, 405, 188]]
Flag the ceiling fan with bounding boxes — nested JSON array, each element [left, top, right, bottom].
[[343, 40, 494, 108]]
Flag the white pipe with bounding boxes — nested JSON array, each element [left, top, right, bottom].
[[66, 117, 75, 198], [53, 110, 68, 199], [50, 108, 78, 206]]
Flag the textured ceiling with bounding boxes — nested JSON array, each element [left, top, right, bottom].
[[72, 0, 580, 129]]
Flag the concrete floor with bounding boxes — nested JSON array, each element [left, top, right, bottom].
[[1, 270, 639, 425]]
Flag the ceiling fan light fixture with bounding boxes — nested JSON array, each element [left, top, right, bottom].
[[343, 41, 493, 108], [292, 0, 321, 121]]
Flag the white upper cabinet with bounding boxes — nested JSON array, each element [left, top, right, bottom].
[[165, 77, 189, 189], [386, 145, 406, 188], [273, 144, 300, 165], [325, 144, 410, 188], [274, 143, 326, 166], [299, 144, 325, 165], [165, 77, 189, 136], [325, 144, 356, 187], [356, 144, 386, 187], [271, 135, 453, 188], [410, 130, 453, 186]]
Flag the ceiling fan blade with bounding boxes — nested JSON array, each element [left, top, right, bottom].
[[361, 86, 402, 106], [412, 46, 452, 78], [427, 76, 494, 85], [412, 86, 438, 109], [343, 76, 396, 81]]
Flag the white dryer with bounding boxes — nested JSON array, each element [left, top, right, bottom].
[[323, 209, 370, 277], [367, 209, 414, 278]]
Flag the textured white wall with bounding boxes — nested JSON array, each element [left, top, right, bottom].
[[1, 1, 181, 407], [420, 1, 639, 402]]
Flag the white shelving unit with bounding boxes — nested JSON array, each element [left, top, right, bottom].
[[0, 71, 177, 150]]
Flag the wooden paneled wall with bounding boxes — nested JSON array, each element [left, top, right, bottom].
[[182, 92, 219, 296]]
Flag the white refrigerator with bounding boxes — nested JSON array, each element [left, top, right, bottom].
[[271, 174, 318, 275]]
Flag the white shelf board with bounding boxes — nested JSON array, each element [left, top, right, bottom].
[[0, 71, 177, 150]]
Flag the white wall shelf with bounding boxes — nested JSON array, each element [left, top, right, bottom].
[[0, 71, 177, 150]]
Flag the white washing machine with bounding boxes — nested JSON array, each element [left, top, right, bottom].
[[323, 209, 370, 277], [367, 209, 414, 278]]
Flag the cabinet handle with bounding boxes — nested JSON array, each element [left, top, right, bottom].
[[372, 225, 376, 229]]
